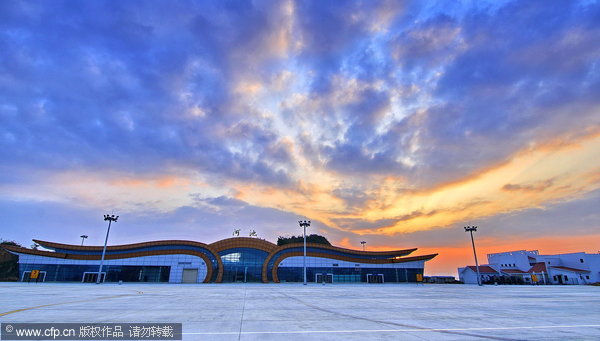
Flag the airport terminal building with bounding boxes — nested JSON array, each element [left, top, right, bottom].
[[3, 238, 437, 284]]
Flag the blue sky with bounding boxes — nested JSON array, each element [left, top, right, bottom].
[[1, 0, 599, 275]]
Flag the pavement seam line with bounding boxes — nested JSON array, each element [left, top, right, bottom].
[[237, 286, 247, 341], [276, 290, 520, 341], [182, 324, 600, 335], [0, 293, 137, 317]]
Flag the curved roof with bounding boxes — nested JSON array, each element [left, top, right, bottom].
[[33, 239, 216, 253], [268, 242, 416, 257], [209, 237, 278, 253], [2, 244, 68, 258], [33, 238, 415, 257]]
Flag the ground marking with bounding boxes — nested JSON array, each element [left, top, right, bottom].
[[0, 293, 139, 317], [182, 324, 600, 335]]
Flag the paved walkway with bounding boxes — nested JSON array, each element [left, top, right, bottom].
[[1, 283, 599, 340]]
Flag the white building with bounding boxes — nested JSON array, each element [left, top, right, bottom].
[[458, 250, 600, 285]]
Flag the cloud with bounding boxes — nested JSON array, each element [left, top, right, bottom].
[[2, 0, 598, 188], [501, 179, 555, 193], [0, 0, 303, 187], [0, 194, 310, 247]]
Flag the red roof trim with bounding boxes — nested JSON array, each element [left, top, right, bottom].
[[550, 266, 589, 273], [528, 262, 547, 273], [501, 269, 527, 274], [466, 265, 498, 273]]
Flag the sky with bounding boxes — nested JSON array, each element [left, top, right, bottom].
[[1, 0, 599, 276]]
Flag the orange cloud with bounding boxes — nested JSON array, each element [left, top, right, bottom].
[[109, 176, 191, 189], [353, 131, 600, 235], [336, 237, 353, 249], [225, 129, 600, 241]]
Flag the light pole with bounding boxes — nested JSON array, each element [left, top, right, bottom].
[[298, 220, 310, 285], [464, 225, 482, 286], [80, 235, 88, 246], [97, 214, 118, 284], [360, 241, 366, 251]]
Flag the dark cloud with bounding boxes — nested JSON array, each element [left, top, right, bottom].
[[331, 186, 374, 210], [330, 218, 398, 232], [1, 0, 598, 188], [502, 179, 555, 193], [390, 14, 462, 69], [0, 195, 310, 247], [402, 1, 600, 186], [307, 0, 600, 186], [0, 0, 298, 186]]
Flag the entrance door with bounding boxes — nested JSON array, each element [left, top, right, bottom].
[[82, 272, 105, 283], [233, 267, 247, 282], [315, 273, 333, 283], [22, 271, 47, 282], [182, 268, 198, 283], [367, 274, 384, 283]]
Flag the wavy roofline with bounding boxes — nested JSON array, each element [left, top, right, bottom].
[[33, 239, 214, 252], [33, 238, 417, 256]]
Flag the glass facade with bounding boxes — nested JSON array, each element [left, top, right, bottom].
[[277, 266, 422, 283], [219, 248, 269, 282], [19, 263, 170, 282], [50, 245, 219, 276], [15, 253, 208, 283], [276, 256, 424, 283]]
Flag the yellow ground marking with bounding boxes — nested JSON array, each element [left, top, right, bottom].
[[0, 291, 143, 317]]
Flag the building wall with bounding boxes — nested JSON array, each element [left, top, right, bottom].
[[17, 253, 208, 283], [585, 254, 600, 283], [535, 252, 599, 284], [487, 250, 537, 270], [458, 267, 541, 285], [458, 267, 477, 284], [457, 267, 498, 284], [538, 252, 586, 270]]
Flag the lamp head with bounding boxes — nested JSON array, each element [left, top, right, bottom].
[[104, 214, 119, 222]]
